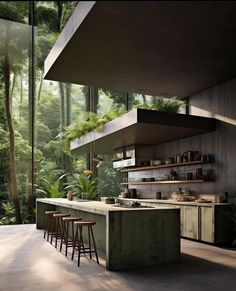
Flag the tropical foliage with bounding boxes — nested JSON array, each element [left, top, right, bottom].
[[66, 173, 98, 201], [36, 174, 67, 198], [65, 97, 183, 142], [0, 202, 16, 225]]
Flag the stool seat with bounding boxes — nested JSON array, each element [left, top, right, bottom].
[[53, 213, 71, 218], [45, 211, 60, 215], [62, 217, 81, 221], [74, 221, 96, 226]]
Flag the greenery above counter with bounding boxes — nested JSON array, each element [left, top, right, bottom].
[[65, 97, 183, 142]]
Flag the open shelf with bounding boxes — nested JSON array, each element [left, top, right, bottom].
[[120, 160, 210, 172], [121, 180, 209, 185]]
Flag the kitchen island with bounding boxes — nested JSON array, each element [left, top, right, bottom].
[[118, 198, 233, 244], [36, 198, 180, 270]]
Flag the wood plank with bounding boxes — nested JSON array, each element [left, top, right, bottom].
[[121, 180, 206, 185], [120, 160, 210, 172]]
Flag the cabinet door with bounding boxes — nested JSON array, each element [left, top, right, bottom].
[[200, 207, 214, 243], [183, 206, 199, 239]]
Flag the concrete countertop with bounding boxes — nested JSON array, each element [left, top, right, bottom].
[[37, 198, 173, 216], [118, 198, 230, 207]]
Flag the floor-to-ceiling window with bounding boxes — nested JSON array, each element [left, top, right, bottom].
[[0, 2, 32, 224]]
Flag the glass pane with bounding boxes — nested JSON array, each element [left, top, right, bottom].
[[35, 2, 83, 202], [0, 4, 32, 224], [131, 93, 186, 114]]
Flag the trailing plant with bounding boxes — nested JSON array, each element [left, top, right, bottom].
[[36, 173, 67, 198], [0, 202, 16, 225], [135, 97, 183, 114], [65, 106, 126, 141], [65, 98, 183, 142], [66, 173, 98, 201]]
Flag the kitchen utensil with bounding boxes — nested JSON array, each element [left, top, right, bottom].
[[129, 188, 137, 198], [196, 168, 203, 179], [192, 151, 201, 161], [105, 197, 115, 204], [186, 172, 193, 180], [176, 155, 182, 163], [156, 192, 162, 199], [151, 160, 163, 166], [183, 151, 192, 162], [195, 198, 212, 203]]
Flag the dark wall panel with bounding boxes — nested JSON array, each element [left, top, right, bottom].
[[129, 78, 236, 202]]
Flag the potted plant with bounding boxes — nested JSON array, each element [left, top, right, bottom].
[[66, 171, 98, 201]]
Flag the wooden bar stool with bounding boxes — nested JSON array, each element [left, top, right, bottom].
[[72, 221, 99, 267], [50, 213, 71, 248], [60, 217, 82, 256], [43, 210, 60, 241]]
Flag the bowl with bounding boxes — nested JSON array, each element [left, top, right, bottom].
[[151, 160, 163, 166], [164, 158, 174, 165]]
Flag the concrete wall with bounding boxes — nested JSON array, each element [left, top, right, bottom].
[[128, 78, 236, 202]]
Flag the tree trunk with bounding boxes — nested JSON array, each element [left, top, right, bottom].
[[142, 94, 147, 104], [19, 74, 23, 118], [3, 24, 22, 224], [90, 86, 99, 177], [10, 73, 16, 108], [28, 2, 36, 223], [37, 71, 43, 102], [64, 83, 72, 175], [65, 83, 71, 126], [59, 82, 65, 132]]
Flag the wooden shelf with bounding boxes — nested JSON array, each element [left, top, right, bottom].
[[120, 160, 210, 172], [121, 180, 209, 185]]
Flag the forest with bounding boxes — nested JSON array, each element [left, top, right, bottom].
[[0, 1, 184, 225]]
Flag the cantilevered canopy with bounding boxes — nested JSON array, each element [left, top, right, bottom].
[[44, 1, 236, 98]]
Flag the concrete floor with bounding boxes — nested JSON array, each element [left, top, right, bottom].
[[0, 225, 236, 291]]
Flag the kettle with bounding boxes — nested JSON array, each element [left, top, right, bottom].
[[183, 151, 192, 162]]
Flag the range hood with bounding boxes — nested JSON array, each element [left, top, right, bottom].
[[70, 108, 216, 154]]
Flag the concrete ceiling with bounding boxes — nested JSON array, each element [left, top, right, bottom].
[[44, 1, 236, 98]]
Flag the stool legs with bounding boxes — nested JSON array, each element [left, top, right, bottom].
[[72, 223, 99, 267], [60, 218, 81, 256], [43, 211, 60, 241], [60, 220, 69, 256], [43, 215, 49, 239], [78, 226, 83, 266], [50, 217, 56, 245], [71, 226, 78, 261], [90, 225, 99, 264]]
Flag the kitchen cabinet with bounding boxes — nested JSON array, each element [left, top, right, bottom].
[[200, 206, 214, 242], [182, 206, 199, 239], [119, 198, 233, 244]]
